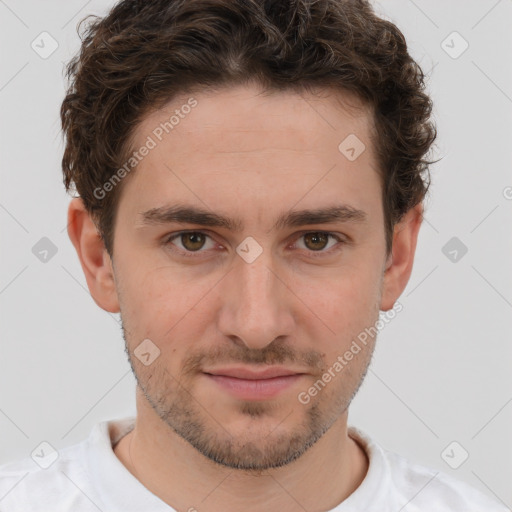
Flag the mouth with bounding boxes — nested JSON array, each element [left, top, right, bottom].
[[202, 366, 306, 401]]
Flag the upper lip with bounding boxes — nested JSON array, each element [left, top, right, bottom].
[[203, 366, 305, 380]]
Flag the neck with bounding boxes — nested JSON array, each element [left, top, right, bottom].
[[114, 393, 368, 512]]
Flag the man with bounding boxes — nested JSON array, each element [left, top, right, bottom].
[[0, 0, 508, 510]]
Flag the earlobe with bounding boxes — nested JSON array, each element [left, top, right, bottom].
[[380, 203, 423, 311], [67, 197, 120, 313]]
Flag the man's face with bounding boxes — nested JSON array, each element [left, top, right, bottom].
[[111, 83, 389, 470]]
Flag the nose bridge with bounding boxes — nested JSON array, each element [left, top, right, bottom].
[[239, 251, 274, 306], [217, 246, 293, 349]]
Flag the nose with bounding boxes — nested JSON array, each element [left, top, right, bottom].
[[216, 247, 295, 350]]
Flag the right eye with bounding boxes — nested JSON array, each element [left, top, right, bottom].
[[163, 230, 221, 257]]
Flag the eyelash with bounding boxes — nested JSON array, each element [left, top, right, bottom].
[[162, 230, 347, 259]]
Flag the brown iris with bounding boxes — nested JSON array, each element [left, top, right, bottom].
[[303, 232, 329, 251], [181, 232, 207, 251]]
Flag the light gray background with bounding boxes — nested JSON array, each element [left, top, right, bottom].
[[1, 0, 511, 507]]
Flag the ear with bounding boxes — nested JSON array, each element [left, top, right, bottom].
[[380, 203, 423, 311], [66, 197, 120, 313]]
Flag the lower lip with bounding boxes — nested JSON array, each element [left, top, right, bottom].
[[204, 373, 304, 400]]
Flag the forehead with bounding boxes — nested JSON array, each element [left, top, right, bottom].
[[136, 83, 374, 150], [118, 83, 381, 227]]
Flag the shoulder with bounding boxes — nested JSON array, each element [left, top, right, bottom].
[[385, 449, 508, 511], [347, 426, 509, 512], [0, 417, 131, 512], [0, 439, 100, 512], [0, 417, 136, 512]]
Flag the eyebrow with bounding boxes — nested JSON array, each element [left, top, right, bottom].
[[137, 203, 368, 232]]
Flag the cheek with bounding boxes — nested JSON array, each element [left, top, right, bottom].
[[120, 262, 186, 315], [296, 262, 382, 329], [121, 269, 213, 354], [289, 271, 382, 372]]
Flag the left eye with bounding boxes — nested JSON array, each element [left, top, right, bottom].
[[294, 232, 341, 252], [164, 231, 343, 256]]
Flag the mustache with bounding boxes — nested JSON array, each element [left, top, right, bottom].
[[180, 342, 326, 375]]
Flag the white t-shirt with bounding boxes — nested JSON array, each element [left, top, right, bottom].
[[0, 416, 508, 511]]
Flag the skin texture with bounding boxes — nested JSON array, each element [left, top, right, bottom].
[[67, 82, 422, 512]]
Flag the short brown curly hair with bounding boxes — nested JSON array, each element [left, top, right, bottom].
[[61, 0, 437, 258]]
